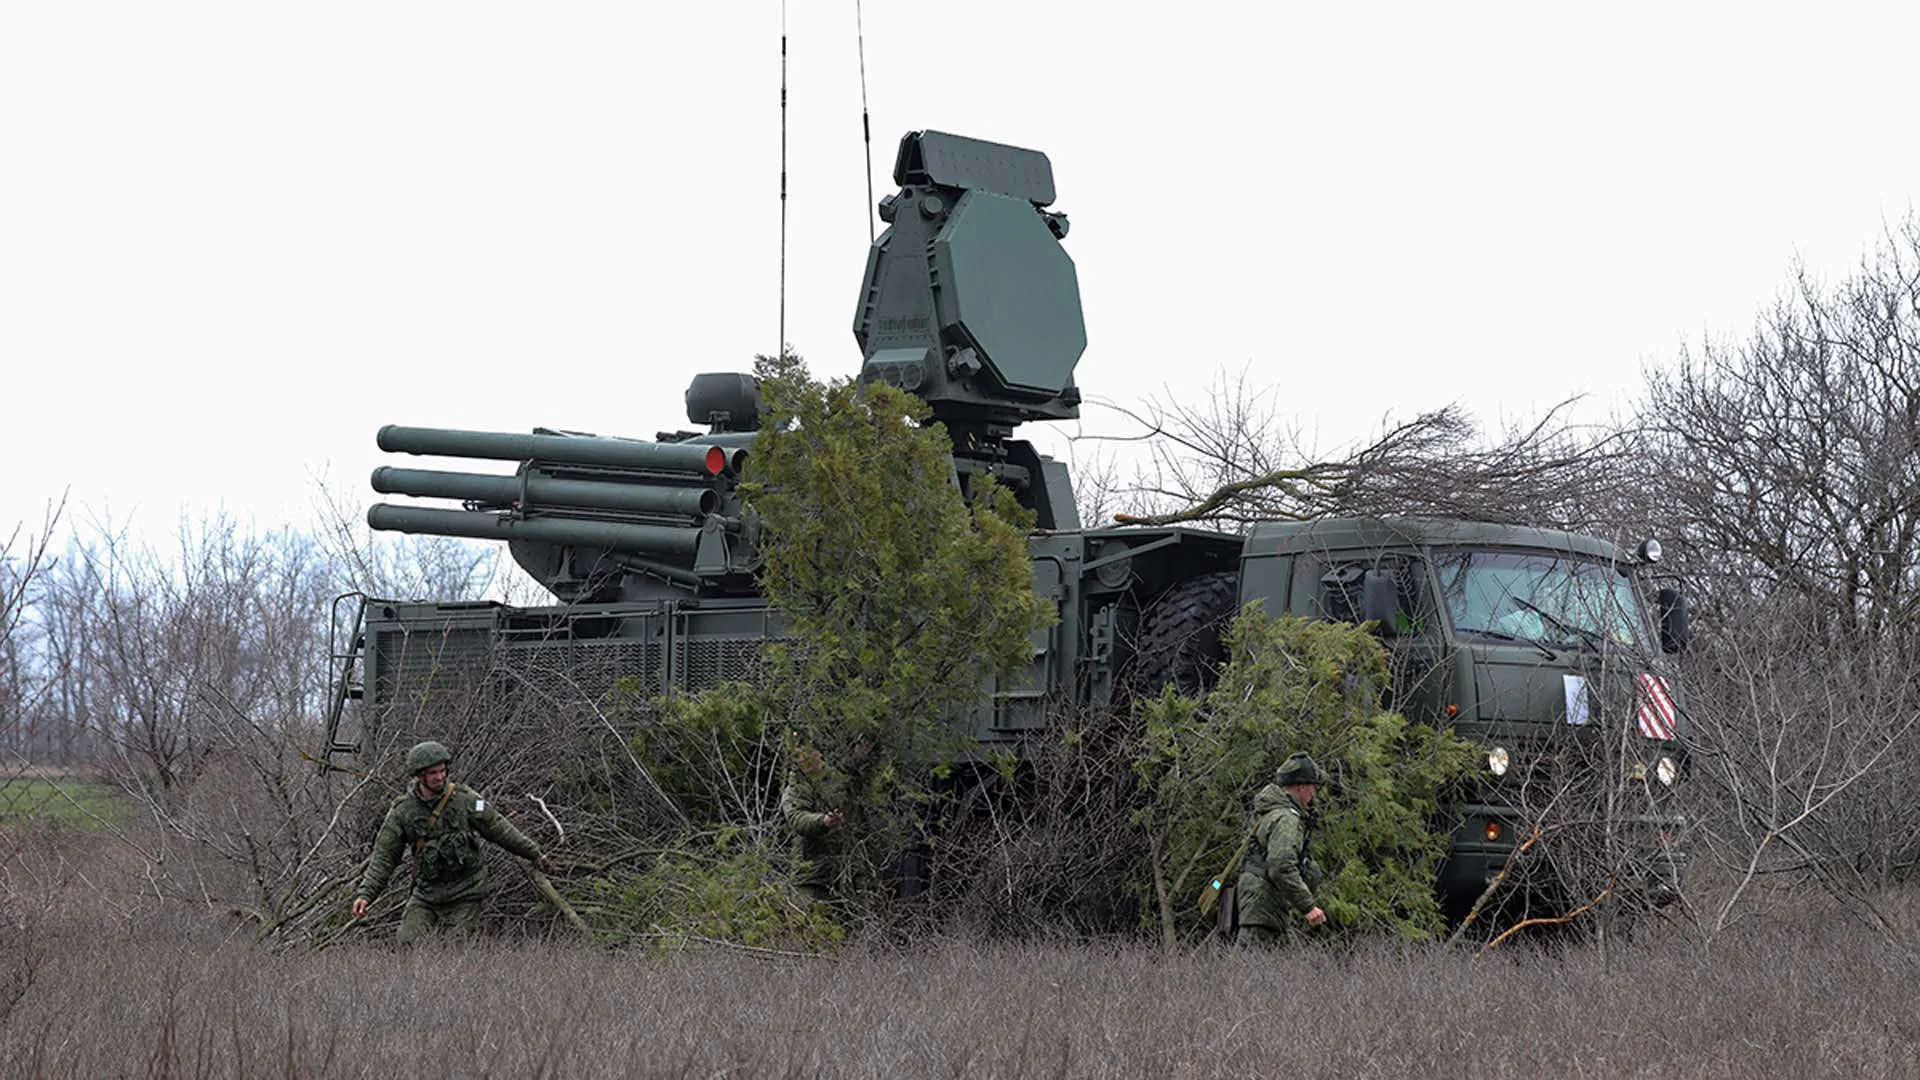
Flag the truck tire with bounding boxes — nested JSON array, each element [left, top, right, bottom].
[[1131, 572, 1239, 697]]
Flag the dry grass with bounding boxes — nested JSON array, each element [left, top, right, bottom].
[[4, 832, 1917, 1078]]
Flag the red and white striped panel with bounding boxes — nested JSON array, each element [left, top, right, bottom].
[[1636, 672, 1678, 741]]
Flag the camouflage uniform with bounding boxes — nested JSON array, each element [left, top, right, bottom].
[[1234, 753, 1325, 946], [355, 778, 543, 944], [779, 766, 844, 905]]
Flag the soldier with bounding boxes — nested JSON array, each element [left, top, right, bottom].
[[1234, 751, 1328, 946], [350, 740, 551, 944], [779, 742, 844, 906]]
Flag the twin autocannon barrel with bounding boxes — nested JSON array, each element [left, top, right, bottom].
[[371, 467, 719, 517], [366, 424, 746, 559], [365, 504, 706, 555]]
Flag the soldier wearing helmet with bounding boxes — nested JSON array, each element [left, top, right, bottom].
[[1234, 751, 1329, 945], [351, 740, 551, 943]]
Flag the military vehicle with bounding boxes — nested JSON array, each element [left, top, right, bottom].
[[325, 130, 1688, 917]]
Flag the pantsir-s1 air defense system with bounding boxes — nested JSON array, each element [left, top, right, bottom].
[[327, 130, 1689, 917]]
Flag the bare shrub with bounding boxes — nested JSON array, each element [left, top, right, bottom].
[[1673, 602, 1920, 954], [343, 644, 689, 945], [924, 704, 1147, 940]]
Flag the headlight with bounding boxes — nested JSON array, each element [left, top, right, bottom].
[[1655, 756, 1677, 787], [1639, 538, 1663, 563], [1487, 746, 1510, 777]]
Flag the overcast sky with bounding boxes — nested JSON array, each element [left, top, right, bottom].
[[5, 2, 1918, 548]]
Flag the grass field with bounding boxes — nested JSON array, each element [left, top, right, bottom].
[[0, 775, 122, 827], [3, 915, 1914, 1077], [3, 829, 1916, 1077]]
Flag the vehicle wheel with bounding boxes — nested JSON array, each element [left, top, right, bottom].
[[1131, 572, 1239, 697]]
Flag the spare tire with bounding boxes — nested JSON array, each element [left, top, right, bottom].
[[1131, 572, 1239, 697]]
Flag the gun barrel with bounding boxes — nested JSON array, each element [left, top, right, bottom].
[[367, 504, 703, 555], [377, 425, 745, 476], [370, 467, 718, 517]]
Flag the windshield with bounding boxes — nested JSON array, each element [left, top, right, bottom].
[[1435, 550, 1650, 651]]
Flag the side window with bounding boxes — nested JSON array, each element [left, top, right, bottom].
[[1289, 556, 1325, 617], [1385, 558, 1432, 634], [1318, 557, 1429, 631], [1239, 555, 1292, 615], [1318, 563, 1365, 623]]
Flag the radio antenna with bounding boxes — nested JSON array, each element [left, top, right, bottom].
[[778, 0, 789, 359], [856, 0, 875, 242]]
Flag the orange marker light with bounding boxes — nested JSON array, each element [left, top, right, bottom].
[[1485, 821, 1502, 843], [1446, 704, 1461, 718]]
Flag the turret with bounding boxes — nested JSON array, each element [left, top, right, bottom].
[[366, 130, 1085, 603]]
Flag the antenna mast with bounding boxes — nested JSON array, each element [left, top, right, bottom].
[[778, 0, 789, 359], [856, 0, 875, 242]]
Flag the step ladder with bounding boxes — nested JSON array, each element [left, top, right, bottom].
[[319, 591, 368, 771]]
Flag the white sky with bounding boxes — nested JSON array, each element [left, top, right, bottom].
[[5, 2, 1919, 546]]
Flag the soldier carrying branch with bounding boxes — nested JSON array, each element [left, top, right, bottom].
[[350, 740, 551, 944]]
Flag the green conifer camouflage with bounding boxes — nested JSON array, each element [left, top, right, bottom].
[[355, 779, 543, 942], [1234, 783, 1318, 941]]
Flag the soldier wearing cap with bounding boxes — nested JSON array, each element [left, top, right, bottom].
[[351, 740, 551, 943], [1235, 751, 1328, 945]]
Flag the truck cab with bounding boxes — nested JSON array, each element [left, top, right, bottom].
[[1241, 517, 1689, 916]]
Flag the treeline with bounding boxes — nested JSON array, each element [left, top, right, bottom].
[[0, 504, 503, 774]]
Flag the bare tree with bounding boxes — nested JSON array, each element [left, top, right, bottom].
[[1081, 368, 1635, 531], [35, 515, 334, 792], [1641, 215, 1920, 643], [0, 499, 66, 766], [1062, 442, 1150, 530], [312, 480, 503, 602], [1627, 213, 1920, 944]]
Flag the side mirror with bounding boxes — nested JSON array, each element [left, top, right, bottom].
[[1657, 586, 1690, 654], [1362, 570, 1401, 636]]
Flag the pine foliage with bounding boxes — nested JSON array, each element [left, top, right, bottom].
[[616, 354, 1051, 927], [1135, 605, 1475, 943]]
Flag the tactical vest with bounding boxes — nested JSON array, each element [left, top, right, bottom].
[[413, 787, 484, 886], [1242, 802, 1313, 882]]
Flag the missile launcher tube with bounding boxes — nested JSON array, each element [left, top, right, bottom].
[[366, 504, 703, 555], [370, 466, 719, 517], [377, 425, 745, 475]]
